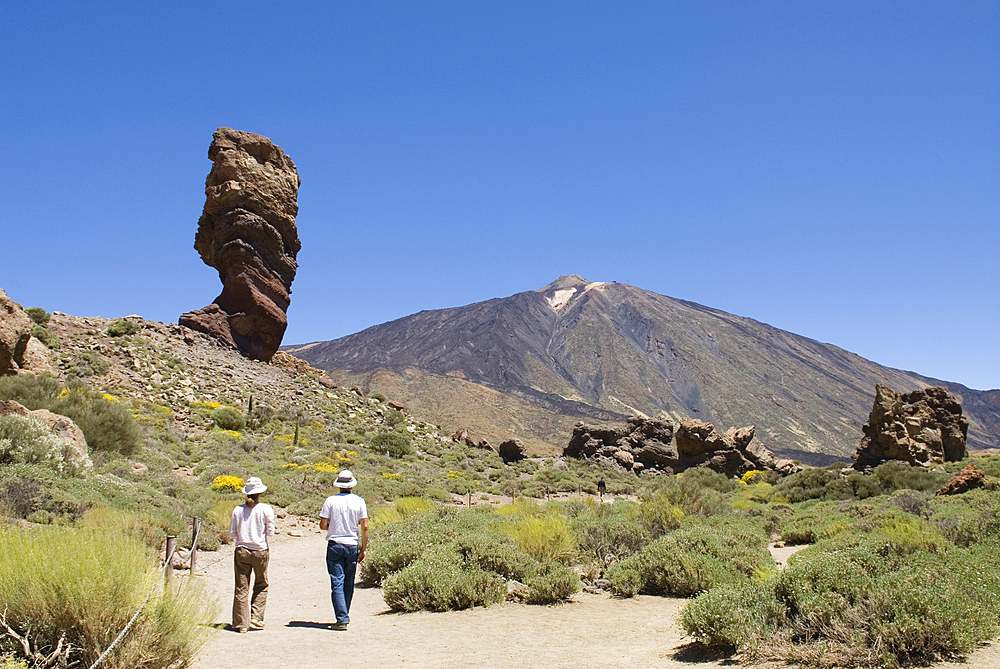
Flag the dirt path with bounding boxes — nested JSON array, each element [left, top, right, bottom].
[[188, 520, 1000, 669]]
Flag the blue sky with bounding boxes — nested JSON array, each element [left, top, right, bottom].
[[2, 1, 997, 390]]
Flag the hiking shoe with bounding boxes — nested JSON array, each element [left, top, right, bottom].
[[249, 621, 265, 630], [331, 622, 348, 631], [238, 627, 248, 634]]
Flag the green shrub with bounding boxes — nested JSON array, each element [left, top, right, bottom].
[[769, 465, 854, 503], [929, 488, 1000, 547], [681, 580, 783, 649], [384, 408, 405, 426], [572, 505, 650, 565], [525, 561, 580, 604], [30, 322, 61, 349], [64, 351, 110, 377], [381, 546, 506, 612], [24, 307, 51, 325], [871, 460, 948, 494], [105, 319, 141, 337], [371, 430, 412, 458], [779, 500, 855, 544], [0, 374, 62, 410], [605, 519, 773, 597], [0, 526, 214, 669], [210, 406, 246, 432], [636, 493, 684, 538], [645, 473, 731, 516], [76, 506, 171, 550], [51, 390, 141, 455], [0, 414, 84, 475], [682, 466, 739, 493], [503, 512, 576, 564]]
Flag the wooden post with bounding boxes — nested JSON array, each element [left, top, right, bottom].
[[467, 490, 472, 507], [190, 518, 200, 574], [165, 536, 176, 584]]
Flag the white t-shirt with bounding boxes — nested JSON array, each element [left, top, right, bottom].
[[229, 502, 276, 551], [320, 492, 368, 545]]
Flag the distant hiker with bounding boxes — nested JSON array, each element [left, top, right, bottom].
[[229, 476, 276, 633], [597, 478, 606, 499], [319, 470, 369, 631]]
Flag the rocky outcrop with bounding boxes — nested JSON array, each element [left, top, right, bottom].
[[565, 415, 798, 476], [498, 438, 527, 463], [0, 288, 32, 374], [180, 128, 301, 362], [0, 400, 90, 469], [853, 385, 968, 469], [936, 463, 987, 496]]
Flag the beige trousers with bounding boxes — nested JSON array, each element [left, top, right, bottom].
[[232, 546, 269, 629]]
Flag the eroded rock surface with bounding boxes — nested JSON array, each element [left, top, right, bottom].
[[565, 415, 798, 476], [853, 384, 968, 469], [180, 128, 301, 362], [0, 288, 32, 374]]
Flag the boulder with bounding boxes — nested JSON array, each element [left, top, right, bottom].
[[936, 463, 987, 496], [675, 418, 727, 456], [498, 438, 527, 463], [0, 288, 32, 374], [854, 385, 969, 469], [180, 128, 301, 362], [0, 400, 90, 469]]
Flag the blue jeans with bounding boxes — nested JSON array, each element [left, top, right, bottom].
[[325, 542, 358, 624]]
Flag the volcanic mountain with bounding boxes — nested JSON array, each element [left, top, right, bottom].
[[284, 275, 1000, 461]]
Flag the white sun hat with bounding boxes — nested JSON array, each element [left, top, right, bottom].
[[242, 477, 267, 495], [334, 470, 357, 489]]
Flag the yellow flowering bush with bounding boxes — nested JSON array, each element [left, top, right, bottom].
[[211, 475, 244, 493], [740, 470, 766, 485], [381, 472, 401, 480], [102, 393, 121, 403]]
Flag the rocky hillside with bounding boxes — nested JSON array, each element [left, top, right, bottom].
[[286, 275, 1000, 460]]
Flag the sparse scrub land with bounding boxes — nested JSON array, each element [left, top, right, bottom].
[[0, 526, 213, 669], [2, 312, 1000, 668]]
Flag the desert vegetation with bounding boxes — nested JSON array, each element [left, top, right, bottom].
[[2, 315, 1000, 668]]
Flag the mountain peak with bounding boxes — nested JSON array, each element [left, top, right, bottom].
[[537, 275, 607, 311]]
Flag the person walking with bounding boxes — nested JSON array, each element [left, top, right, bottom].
[[319, 470, 368, 631], [229, 476, 275, 633]]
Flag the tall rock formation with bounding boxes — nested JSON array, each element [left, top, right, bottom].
[[853, 384, 968, 469], [180, 128, 301, 362]]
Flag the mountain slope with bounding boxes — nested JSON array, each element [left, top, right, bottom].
[[286, 275, 1000, 458]]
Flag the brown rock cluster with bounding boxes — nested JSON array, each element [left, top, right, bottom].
[[853, 384, 968, 469], [180, 128, 301, 362], [935, 463, 987, 496], [565, 415, 799, 477], [0, 288, 32, 374]]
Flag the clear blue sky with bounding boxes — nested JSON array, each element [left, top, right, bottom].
[[2, 2, 997, 390]]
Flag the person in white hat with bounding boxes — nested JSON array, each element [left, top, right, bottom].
[[319, 470, 368, 631], [229, 476, 276, 633]]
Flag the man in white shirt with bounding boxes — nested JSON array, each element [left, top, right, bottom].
[[229, 476, 276, 633], [319, 470, 368, 631]]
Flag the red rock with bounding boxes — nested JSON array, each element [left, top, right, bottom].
[[180, 128, 300, 362], [936, 463, 987, 495]]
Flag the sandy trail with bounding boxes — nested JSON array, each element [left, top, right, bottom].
[[188, 519, 1000, 669]]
